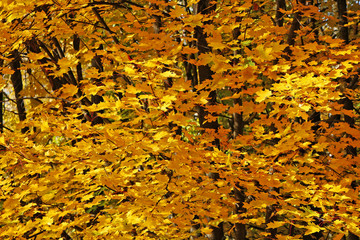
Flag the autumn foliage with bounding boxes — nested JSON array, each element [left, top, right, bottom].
[[0, 0, 360, 239]]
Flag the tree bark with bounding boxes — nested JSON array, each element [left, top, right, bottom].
[[337, 0, 349, 43], [0, 90, 3, 133], [10, 50, 27, 133], [287, 0, 306, 46], [233, 186, 247, 240], [231, 15, 247, 240], [338, 1, 358, 239], [193, 1, 222, 238], [0, 58, 3, 133], [276, 0, 286, 27]]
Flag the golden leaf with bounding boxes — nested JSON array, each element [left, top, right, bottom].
[[201, 227, 213, 235], [304, 225, 321, 236], [255, 89, 272, 102], [60, 84, 78, 98]]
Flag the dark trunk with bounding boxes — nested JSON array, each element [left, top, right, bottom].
[[346, 232, 360, 240], [10, 50, 27, 133], [276, 0, 286, 27], [0, 91, 3, 133], [0, 58, 3, 133], [287, 0, 306, 46], [231, 16, 247, 240], [265, 204, 277, 239], [337, 2, 358, 239], [194, 5, 218, 133], [337, 0, 349, 43], [193, 1, 222, 239], [234, 187, 247, 240], [73, 34, 83, 82]]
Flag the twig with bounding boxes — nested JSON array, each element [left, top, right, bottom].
[[92, 7, 120, 45]]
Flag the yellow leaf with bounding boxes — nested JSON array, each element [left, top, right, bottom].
[[138, 94, 154, 100], [41, 121, 50, 132], [201, 227, 213, 235], [255, 89, 272, 102], [153, 131, 168, 141], [40, 216, 53, 226], [208, 40, 227, 50], [144, 61, 157, 68], [84, 53, 95, 62], [161, 95, 176, 103], [255, 45, 273, 61], [187, 0, 200, 6], [299, 103, 311, 112], [323, 184, 349, 192], [124, 65, 136, 75], [82, 193, 93, 202], [304, 225, 321, 235], [267, 221, 285, 229], [160, 71, 177, 78], [83, 83, 100, 96], [57, 57, 75, 69], [184, 14, 203, 27], [126, 211, 143, 224], [226, 154, 232, 171], [126, 85, 139, 94], [27, 52, 47, 61], [42, 191, 56, 202], [60, 84, 78, 98]]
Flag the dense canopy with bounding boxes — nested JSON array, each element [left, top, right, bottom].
[[0, 0, 360, 239]]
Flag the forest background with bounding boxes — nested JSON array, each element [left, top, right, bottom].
[[0, 0, 360, 239]]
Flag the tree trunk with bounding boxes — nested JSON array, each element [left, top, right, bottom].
[[0, 58, 3, 133], [276, 0, 286, 27], [287, 0, 306, 46], [193, 0, 219, 135], [0, 91, 3, 133], [337, 0, 349, 43], [193, 1, 222, 239], [10, 50, 27, 133], [337, 1, 358, 239]]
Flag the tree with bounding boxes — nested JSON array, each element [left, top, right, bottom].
[[0, 0, 360, 239]]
